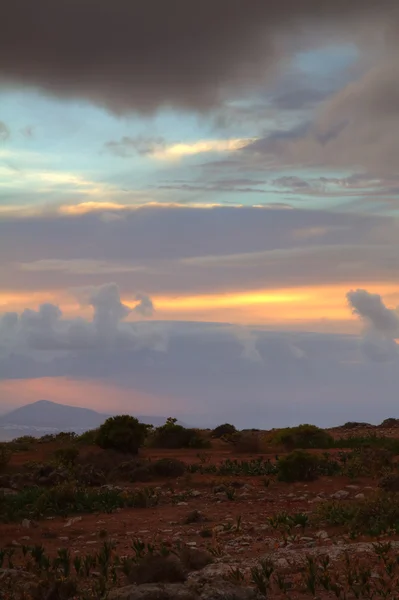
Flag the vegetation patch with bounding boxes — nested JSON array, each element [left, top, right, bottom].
[[272, 424, 334, 450], [149, 417, 210, 449]]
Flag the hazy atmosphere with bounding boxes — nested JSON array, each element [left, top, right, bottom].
[[1, 1, 399, 428]]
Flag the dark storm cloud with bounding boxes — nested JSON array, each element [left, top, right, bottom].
[[0, 1, 396, 113]]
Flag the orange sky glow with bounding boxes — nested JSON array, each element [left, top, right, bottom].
[[1, 282, 399, 333]]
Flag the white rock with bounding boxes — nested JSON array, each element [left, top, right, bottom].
[[331, 490, 350, 500], [64, 516, 83, 527]]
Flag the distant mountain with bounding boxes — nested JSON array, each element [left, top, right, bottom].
[[0, 400, 109, 430], [0, 400, 185, 441]]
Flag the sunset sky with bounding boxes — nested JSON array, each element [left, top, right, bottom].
[[0, 1, 399, 427]]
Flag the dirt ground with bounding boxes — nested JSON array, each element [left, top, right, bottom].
[[2, 426, 399, 598]]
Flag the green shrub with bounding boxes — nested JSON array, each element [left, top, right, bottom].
[[212, 423, 237, 438], [277, 451, 323, 482], [334, 433, 399, 454], [96, 415, 149, 454], [76, 428, 98, 445], [234, 432, 263, 453], [342, 446, 394, 478], [54, 446, 79, 467], [0, 483, 159, 522], [317, 492, 399, 536], [150, 418, 210, 449], [150, 458, 186, 477], [273, 424, 333, 450], [0, 444, 11, 471]]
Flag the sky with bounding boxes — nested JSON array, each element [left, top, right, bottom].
[[0, 1, 399, 427]]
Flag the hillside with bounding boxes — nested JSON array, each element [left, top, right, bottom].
[[0, 400, 182, 440]]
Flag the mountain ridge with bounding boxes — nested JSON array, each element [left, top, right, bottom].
[[0, 400, 187, 440]]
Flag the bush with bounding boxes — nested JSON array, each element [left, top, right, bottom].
[[212, 423, 237, 438], [0, 444, 11, 471], [334, 433, 399, 454], [150, 418, 210, 449], [54, 446, 79, 467], [317, 492, 399, 536], [150, 458, 186, 477], [273, 424, 333, 450], [96, 415, 149, 454], [277, 451, 323, 482], [76, 428, 98, 445], [343, 446, 394, 477], [234, 432, 263, 453]]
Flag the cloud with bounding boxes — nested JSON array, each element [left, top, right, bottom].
[[0, 121, 10, 141], [151, 139, 255, 160], [0, 1, 395, 113], [242, 59, 399, 175], [105, 136, 166, 158], [347, 289, 399, 362], [2, 301, 399, 427], [133, 293, 154, 317], [347, 289, 399, 335], [0, 283, 158, 354], [0, 206, 398, 301]]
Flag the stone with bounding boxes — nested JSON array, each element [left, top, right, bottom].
[[108, 581, 264, 600], [331, 490, 350, 500], [21, 519, 31, 529], [64, 516, 83, 527], [355, 493, 365, 499], [108, 583, 197, 600]]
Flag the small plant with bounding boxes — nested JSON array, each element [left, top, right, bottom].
[[225, 566, 245, 584], [251, 559, 275, 595], [225, 487, 236, 501]]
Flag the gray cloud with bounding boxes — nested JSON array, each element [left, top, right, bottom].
[[347, 289, 399, 335], [105, 136, 166, 157], [0, 1, 396, 113], [0, 283, 158, 353], [0, 121, 10, 141], [347, 289, 399, 362], [242, 59, 399, 175], [1, 292, 399, 427], [1, 206, 398, 295], [134, 293, 154, 317]]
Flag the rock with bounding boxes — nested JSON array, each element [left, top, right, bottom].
[[316, 531, 329, 540], [331, 490, 350, 500], [108, 583, 197, 600], [191, 491, 201, 498], [199, 580, 265, 599], [355, 493, 365, 500], [22, 519, 31, 529], [108, 581, 264, 600], [64, 516, 83, 527], [128, 555, 186, 585]]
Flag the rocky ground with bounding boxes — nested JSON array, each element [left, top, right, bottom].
[[1, 424, 399, 598]]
